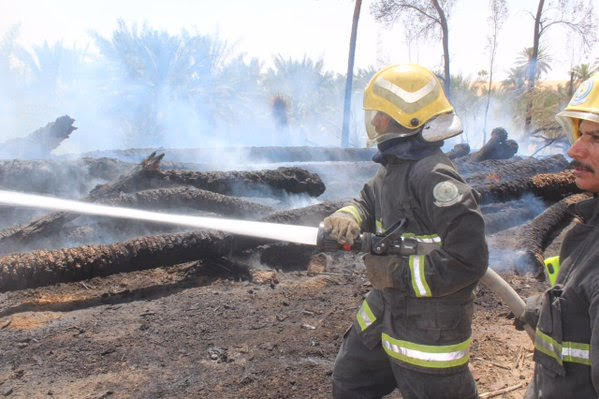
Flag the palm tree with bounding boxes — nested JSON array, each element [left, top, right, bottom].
[[570, 63, 598, 85], [341, 0, 363, 147], [515, 47, 552, 81], [93, 21, 261, 146]]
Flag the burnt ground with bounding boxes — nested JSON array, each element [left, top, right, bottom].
[[0, 245, 548, 399]]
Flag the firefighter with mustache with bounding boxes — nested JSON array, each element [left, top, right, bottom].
[[323, 64, 488, 399], [516, 73, 599, 398]]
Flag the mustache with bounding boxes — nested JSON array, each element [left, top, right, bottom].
[[572, 160, 595, 173]]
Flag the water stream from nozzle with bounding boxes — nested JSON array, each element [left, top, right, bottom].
[[0, 190, 319, 246]]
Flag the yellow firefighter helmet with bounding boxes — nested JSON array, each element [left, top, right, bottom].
[[556, 73, 599, 144], [363, 64, 462, 145]]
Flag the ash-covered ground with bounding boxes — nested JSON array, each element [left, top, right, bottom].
[[0, 148, 568, 398]]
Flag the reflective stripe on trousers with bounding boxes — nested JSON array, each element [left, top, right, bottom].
[[535, 328, 591, 366], [382, 333, 471, 369], [356, 299, 377, 332]]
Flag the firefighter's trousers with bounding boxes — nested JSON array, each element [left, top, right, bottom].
[[332, 326, 478, 399]]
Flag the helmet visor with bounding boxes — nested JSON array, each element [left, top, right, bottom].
[[421, 112, 463, 142]]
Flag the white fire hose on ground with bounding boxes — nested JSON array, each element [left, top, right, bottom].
[[480, 268, 535, 341]]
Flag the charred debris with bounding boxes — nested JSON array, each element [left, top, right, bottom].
[[0, 118, 582, 292]]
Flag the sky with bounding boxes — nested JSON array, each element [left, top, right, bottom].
[[1, 0, 597, 82]]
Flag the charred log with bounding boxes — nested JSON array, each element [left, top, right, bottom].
[[0, 116, 77, 159], [484, 206, 542, 234], [105, 186, 274, 218], [470, 127, 518, 162], [0, 231, 232, 292], [445, 143, 470, 159], [457, 154, 569, 183], [475, 170, 581, 205], [513, 193, 591, 277], [0, 157, 131, 196], [85, 153, 326, 198], [156, 167, 325, 198]]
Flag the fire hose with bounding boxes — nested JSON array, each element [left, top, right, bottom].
[[0, 189, 535, 341]]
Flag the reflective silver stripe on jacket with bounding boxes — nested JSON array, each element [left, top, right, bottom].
[[382, 333, 471, 369], [535, 328, 591, 366]]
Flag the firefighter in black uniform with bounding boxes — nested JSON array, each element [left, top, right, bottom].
[[323, 64, 488, 399], [517, 73, 599, 398]]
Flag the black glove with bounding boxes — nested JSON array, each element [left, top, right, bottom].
[[514, 293, 543, 331]]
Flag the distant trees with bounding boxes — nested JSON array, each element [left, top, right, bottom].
[[371, 0, 454, 96], [523, 0, 597, 132]]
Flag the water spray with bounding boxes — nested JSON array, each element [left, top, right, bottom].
[[0, 190, 318, 246], [0, 189, 534, 340]]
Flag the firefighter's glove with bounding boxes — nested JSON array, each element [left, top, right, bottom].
[[323, 211, 360, 246], [514, 293, 543, 331]]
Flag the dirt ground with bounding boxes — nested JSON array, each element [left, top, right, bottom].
[[0, 244, 547, 399]]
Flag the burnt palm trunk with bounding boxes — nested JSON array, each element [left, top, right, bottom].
[[157, 167, 325, 198], [457, 154, 569, 182], [0, 231, 232, 292], [475, 170, 580, 205], [0, 115, 77, 159], [105, 186, 274, 218], [514, 193, 590, 277]]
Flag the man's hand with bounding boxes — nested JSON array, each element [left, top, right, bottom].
[[323, 212, 360, 245]]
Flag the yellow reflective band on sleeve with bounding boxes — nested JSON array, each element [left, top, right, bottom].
[[356, 299, 377, 332], [543, 256, 560, 287], [337, 205, 363, 226], [409, 255, 432, 297], [382, 333, 471, 369], [375, 219, 384, 234], [535, 328, 591, 366]]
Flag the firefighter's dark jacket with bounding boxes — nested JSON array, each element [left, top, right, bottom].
[[527, 196, 599, 398], [344, 139, 488, 374]]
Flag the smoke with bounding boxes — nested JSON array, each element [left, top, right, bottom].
[[486, 194, 547, 274], [1, 22, 369, 161]]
